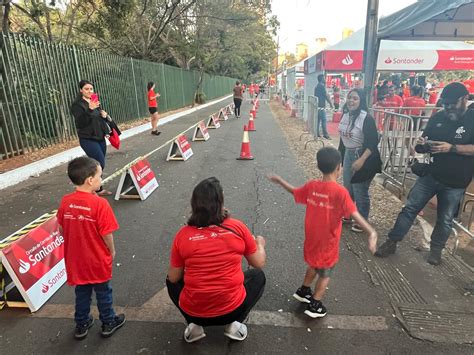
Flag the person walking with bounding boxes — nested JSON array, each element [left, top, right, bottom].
[[70, 80, 112, 196], [167, 177, 266, 343], [233, 81, 243, 118], [147, 82, 161, 135], [375, 82, 474, 265], [314, 74, 334, 139], [338, 88, 381, 232]]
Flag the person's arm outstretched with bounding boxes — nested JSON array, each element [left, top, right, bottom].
[[351, 212, 378, 254], [267, 174, 295, 194]]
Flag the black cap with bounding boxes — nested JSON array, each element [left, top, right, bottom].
[[440, 82, 469, 104]]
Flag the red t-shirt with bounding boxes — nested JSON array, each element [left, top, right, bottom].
[[170, 218, 257, 317], [148, 89, 157, 108], [382, 95, 404, 110], [293, 180, 357, 269], [429, 91, 438, 104], [57, 190, 119, 286], [403, 96, 426, 116]]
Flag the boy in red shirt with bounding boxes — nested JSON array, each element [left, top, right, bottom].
[[57, 157, 125, 339], [268, 147, 377, 318]]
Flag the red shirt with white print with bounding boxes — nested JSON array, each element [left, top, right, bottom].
[[293, 180, 357, 269], [57, 190, 119, 285]]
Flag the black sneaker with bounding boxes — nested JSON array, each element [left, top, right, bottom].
[[101, 314, 126, 338], [323, 136, 331, 140], [293, 286, 312, 304], [374, 239, 397, 258], [304, 299, 327, 318], [74, 316, 94, 340], [427, 248, 442, 265], [151, 130, 161, 136]]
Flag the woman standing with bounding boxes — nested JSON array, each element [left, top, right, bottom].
[[167, 177, 266, 343], [70, 80, 112, 196], [338, 88, 381, 232], [233, 81, 243, 118], [147, 82, 161, 135]]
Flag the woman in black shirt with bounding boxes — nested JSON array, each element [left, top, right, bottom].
[[70, 80, 112, 195]]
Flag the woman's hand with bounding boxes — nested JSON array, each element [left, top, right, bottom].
[[352, 158, 365, 172], [100, 110, 107, 118], [88, 100, 100, 111]]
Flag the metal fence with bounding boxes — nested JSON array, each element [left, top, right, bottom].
[[0, 33, 236, 160]]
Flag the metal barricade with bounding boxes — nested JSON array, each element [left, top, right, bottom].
[[300, 96, 324, 149]]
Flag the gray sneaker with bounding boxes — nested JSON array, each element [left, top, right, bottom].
[[427, 248, 442, 265], [374, 239, 397, 257]]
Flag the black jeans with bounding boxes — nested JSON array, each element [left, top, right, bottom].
[[166, 268, 265, 326], [233, 98, 242, 117]]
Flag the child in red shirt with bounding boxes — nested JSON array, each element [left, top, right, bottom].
[[57, 157, 125, 339], [268, 147, 377, 318]]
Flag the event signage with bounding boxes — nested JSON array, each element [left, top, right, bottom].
[[0, 217, 66, 312], [115, 159, 159, 200], [192, 121, 210, 141], [166, 134, 194, 161], [206, 114, 221, 129]]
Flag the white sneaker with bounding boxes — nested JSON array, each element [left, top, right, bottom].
[[183, 323, 206, 343], [351, 223, 363, 233], [224, 321, 248, 341]]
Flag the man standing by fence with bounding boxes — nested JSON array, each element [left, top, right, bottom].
[[314, 74, 334, 140], [375, 82, 474, 265]]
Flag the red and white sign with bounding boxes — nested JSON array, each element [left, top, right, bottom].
[[167, 134, 194, 161], [219, 109, 229, 121], [207, 114, 220, 129], [129, 159, 159, 200], [321, 49, 474, 72], [192, 121, 210, 141], [0, 217, 66, 312]]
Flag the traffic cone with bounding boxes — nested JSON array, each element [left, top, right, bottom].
[[236, 125, 254, 160], [250, 108, 256, 119], [255, 98, 260, 109], [248, 114, 256, 131]]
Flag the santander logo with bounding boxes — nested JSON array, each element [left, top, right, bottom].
[[19, 259, 31, 274], [342, 54, 354, 65], [41, 284, 50, 293], [385, 57, 393, 64]]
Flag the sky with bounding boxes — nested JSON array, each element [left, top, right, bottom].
[[271, 0, 417, 53]]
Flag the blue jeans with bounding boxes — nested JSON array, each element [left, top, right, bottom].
[[79, 138, 107, 169], [75, 281, 115, 326], [343, 148, 373, 220], [388, 174, 465, 250], [317, 110, 328, 137]]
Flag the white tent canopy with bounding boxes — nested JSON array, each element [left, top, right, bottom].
[[378, 0, 474, 41]]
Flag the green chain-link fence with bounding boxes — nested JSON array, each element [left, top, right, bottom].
[[0, 33, 236, 160]]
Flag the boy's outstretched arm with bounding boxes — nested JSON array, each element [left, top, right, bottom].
[[103, 233, 116, 259], [267, 174, 295, 194], [351, 211, 378, 254]]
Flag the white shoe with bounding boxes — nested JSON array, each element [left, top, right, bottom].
[[184, 323, 206, 343], [224, 321, 248, 341]]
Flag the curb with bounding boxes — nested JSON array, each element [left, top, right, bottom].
[[0, 95, 232, 190]]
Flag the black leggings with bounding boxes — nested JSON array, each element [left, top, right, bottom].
[[166, 268, 265, 326], [233, 98, 242, 117]]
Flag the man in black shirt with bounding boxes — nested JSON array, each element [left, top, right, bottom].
[[314, 74, 334, 139], [376, 82, 474, 265]]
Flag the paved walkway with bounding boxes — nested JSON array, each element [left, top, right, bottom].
[[0, 99, 472, 354]]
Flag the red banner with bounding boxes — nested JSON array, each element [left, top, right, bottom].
[[129, 159, 158, 200]]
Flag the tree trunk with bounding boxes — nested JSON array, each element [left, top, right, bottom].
[[1, 1, 11, 33]]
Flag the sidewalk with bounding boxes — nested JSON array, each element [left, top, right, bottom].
[[271, 101, 474, 345], [0, 98, 472, 353]]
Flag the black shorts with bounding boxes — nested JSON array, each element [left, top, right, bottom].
[[149, 107, 158, 114]]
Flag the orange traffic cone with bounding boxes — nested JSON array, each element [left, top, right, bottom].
[[248, 114, 256, 131], [255, 98, 260, 109], [250, 108, 256, 119], [236, 125, 254, 160]]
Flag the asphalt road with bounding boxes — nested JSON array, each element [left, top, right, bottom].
[[0, 99, 472, 354]]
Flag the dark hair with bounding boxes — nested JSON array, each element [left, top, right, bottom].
[[317, 74, 324, 83], [188, 177, 226, 227], [317, 147, 341, 174], [342, 88, 369, 130], [411, 85, 423, 97], [67, 157, 100, 185], [236, 80, 240, 85], [79, 80, 92, 89], [147, 82, 155, 91]]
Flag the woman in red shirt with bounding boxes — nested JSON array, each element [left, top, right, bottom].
[[167, 177, 267, 343], [147, 82, 161, 136]]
